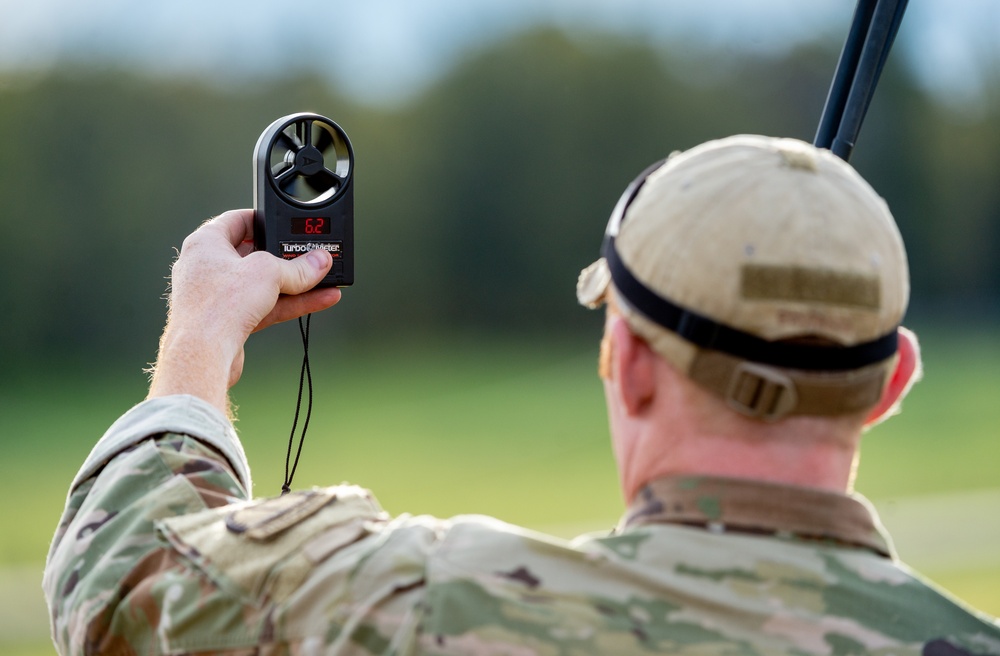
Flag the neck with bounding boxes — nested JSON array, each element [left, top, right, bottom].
[[600, 316, 866, 507], [627, 422, 861, 501], [609, 366, 864, 505]]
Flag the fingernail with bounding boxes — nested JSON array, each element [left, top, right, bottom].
[[307, 249, 330, 269]]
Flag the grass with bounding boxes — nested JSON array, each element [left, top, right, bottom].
[[2, 327, 998, 654], [234, 335, 621, 524]]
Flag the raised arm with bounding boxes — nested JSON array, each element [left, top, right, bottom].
[[43, 210, 346, 654], [148, 209, 341, 413]]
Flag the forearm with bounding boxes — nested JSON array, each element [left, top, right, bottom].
[[147, 324, 240, 415]]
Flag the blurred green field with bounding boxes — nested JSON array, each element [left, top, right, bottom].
[[2, 327, 998, 655]]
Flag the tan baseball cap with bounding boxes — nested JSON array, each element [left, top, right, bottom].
[[578, 135, 909, 419]]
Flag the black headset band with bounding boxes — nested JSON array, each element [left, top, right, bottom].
[[603, 238, 898, 371]]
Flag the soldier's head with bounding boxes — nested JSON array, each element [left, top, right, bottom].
[[578, 135, 919, 459]]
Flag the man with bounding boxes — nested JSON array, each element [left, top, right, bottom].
[[44, 135, 1000, 655]]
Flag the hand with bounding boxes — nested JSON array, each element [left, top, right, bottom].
[[147, 209, 343, 412]]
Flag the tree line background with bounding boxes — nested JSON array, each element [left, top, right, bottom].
[[1, 28, 998, 372]]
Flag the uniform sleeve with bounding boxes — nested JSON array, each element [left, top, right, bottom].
[[43, 395, 252, 654], [42, 395, 433, 655]]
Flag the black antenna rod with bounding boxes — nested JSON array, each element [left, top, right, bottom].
[[814, 0, 909, 161]]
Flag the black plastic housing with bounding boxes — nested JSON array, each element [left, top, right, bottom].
[[253, 113, 354, 287]]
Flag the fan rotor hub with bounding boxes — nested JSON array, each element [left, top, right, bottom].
[[296, 146, 325, 176]]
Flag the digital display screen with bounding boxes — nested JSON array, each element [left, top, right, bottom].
[[290, 217, 331, 235]]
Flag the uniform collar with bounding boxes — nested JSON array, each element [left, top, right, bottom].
[[619, 475, 894, 558]]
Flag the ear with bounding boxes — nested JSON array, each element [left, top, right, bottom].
[[865, 326, 922, 427], [608, 317, 657, 416]]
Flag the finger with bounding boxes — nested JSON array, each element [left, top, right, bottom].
[[228, 346, 247, 389], [277, 248, 334, 296], [181, 210, 254, 257], [253, 287, 343, 333], [205, 209, 255, 247], [236, 239, 256, 258]]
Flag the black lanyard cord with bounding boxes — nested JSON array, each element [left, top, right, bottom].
[[281, 313, 313, 494]]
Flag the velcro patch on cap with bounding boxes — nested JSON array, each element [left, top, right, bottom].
[[741, 264, 880, 309]]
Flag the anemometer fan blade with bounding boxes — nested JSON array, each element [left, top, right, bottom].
[[277, 176, 299, 197], [314, 125, 334, 154], [296, 120, 313, 149], [275, 129, 300, 154], [302, 168, 341, 195], [273, 163, 297, 186], [265, 115, 352, 205]]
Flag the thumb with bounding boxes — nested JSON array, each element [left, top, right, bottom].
[[279, 249, 333, 295]]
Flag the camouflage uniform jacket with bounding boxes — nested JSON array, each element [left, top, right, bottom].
[[44, 395, 1000, 655]]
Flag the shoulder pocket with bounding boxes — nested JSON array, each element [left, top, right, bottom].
[[157, 485, 387, 605]]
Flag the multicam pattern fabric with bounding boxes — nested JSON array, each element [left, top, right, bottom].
[[45, 395, 1000, 655]]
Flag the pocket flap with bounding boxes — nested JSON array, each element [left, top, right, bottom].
[[157, 485, 386, 603]]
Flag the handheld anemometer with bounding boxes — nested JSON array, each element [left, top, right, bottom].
[[254, 112, 355, 287], [253, 112, 355, 494]]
